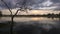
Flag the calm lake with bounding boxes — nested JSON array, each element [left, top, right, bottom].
[[0, 17, 60, 28], [0, 17, 60, 34]]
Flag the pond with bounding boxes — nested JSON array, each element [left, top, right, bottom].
[[0, 17, 60, 34]]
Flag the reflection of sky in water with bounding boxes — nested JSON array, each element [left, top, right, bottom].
[[0, 17, 60, 30], [0, 17, 59, 24], [13, 17, 59, 24], [13, 17, 60, 30]]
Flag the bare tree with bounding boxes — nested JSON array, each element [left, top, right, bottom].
[[1, 0, 29, 34], [0, 11, 2, 16]]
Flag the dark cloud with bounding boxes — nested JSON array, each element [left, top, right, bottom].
[[0, 0, 16, 9], [0, 0, 60, 10], [51, 0, 60, 3]]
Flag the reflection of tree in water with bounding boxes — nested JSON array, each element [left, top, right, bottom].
[[0, 17, 1, 19], [59, 18, 60, 21], [51, 17, 54, 20], [58, 13, 60, 21], [0, 11, 2, 19]]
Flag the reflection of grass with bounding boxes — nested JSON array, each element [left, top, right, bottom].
[[0, 21, 60, 34], [0, 21, 16, 28], [48, 28, 60, 34], [0, 22, 10, 28], [0, 22, 10, 34], [0, 23, 8, 27]]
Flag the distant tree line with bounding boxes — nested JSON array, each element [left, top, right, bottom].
[[47, 13, 60, 16], [42, 13, 60, 18]]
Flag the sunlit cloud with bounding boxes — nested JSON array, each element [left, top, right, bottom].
[[42, 0, 53, 7]]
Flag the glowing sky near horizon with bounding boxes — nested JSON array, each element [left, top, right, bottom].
[[0, 0, 60, 15], [1, 9, 60, 15]]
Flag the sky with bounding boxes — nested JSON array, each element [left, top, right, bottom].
[[0, 0, 60, 10], [0, 0, 60, 15], [2, 9, 60, 15]]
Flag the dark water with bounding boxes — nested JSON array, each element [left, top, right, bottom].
[[0, 17, 60, 34]]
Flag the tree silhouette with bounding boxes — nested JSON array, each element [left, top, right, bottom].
[[1, 0, 29, 34], [59, 13, 60, 16], [0, 11, 2, 16]]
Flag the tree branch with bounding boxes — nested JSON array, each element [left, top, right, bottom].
[[1, 0, 12, 15]]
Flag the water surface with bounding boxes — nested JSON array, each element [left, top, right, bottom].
[[0, 17, 60, 32]]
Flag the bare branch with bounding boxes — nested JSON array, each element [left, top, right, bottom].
[[16, 0, 29, 13], [13, 9, 21, 17], [1, 0, 12, 15]]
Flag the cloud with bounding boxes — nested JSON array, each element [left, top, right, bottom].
[[0, 0, 60, 10], [51, 0, 60, 3], [32, 0, 60, 10], [42, 0, 53, 7]]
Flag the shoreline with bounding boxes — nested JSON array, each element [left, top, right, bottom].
[[0, 15, 60, 18]]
